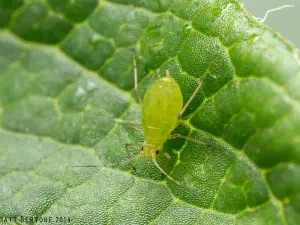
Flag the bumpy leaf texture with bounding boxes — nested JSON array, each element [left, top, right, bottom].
[[0, 0, 300, 224]]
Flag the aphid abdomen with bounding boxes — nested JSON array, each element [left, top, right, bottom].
[[142, 76, 183, 152]]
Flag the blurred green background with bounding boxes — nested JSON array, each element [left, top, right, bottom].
[[240, 0, 299, 49]]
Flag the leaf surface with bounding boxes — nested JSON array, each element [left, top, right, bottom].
[[0, 0, 300, 224]]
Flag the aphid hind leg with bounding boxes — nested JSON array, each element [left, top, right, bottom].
[[163, 152, 171, 160], [155, 150, 171, 160], [168, 133, 209, 146], [133, 49, 143, 105], [114, 119, 142, 131], [178, 74, 215, 119], [126, 123, 142, 131]]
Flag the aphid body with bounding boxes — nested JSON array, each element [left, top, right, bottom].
[[72, 52, 211, 183], [141, 72, 183, 158], [123, 51, 211, 181]]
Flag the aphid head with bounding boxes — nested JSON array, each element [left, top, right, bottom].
[[142, 144, 157, 157]]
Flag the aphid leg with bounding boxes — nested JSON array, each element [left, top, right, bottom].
[[123, 143, 143, 172], [105, 152, 142, 167], [152, 155, 179, 184], [104, 143, 143, 168], [114, 119, 142, 131], [168, 133, 209, 146], [156, 149, 171, 160], [178, 74, 214, 119], [125, 143, 143, 157], [127, 123, 143, 131], [156, 150, 171, 160], [163, 152, 171, 160], [133, 49, 143, 105]]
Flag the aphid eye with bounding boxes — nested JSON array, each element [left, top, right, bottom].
[[156, 150, 160, 154]]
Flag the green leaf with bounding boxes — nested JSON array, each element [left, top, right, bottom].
[[1, 0, 300, 224]]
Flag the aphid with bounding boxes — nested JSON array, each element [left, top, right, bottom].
[[118, 50, 213, 182], [73, 51, 213, 183]]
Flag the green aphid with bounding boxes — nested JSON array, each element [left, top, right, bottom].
[[118, 51, 214, 183], [73, 51, 214, 182]]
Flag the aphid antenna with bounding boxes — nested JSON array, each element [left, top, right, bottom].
[[152, 158, 180, 185], [152, 158, 205, 189]]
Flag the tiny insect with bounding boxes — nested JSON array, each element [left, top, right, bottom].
[[73, 51, 214, 183], [115, 50, 213, 183]]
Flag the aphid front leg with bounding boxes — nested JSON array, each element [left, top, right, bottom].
[[133, 49, 143, 105]]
